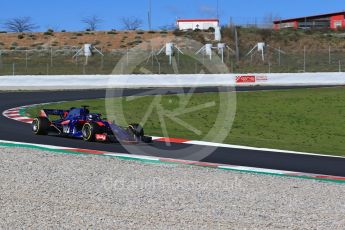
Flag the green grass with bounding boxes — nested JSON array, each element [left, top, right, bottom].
[[27, 87, 345, 156]]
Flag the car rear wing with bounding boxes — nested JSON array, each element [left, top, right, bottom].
[[39, 109, 68, 119]]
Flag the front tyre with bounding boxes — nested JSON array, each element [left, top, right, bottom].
[[32, 117, 49, 135], [82, 122, 100, 142], [128, 123, 144, 137], [128, 123, 152, 143]]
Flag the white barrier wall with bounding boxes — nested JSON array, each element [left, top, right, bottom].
[[0, 73, 345, 90], [234, 73, 345, 86]]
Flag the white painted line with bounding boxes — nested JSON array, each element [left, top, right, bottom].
[[219, 165, 293, 175], [187, 140, 345, 159], [2, 111, 11, 117], [0, 140, 70, 150], [6, 115, 22, 118], [105, 153, 160, 161], [17, 117, 33, 120], [4, 111, 20, 114], [5, 114, 22, 120]]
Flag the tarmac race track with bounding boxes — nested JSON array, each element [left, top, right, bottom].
[[1, 86, 345, 177]]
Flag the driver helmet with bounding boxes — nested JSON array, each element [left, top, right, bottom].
[[87, 114, 98, 121]]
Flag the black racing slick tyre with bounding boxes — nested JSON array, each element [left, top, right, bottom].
[[128, 123, 144, 137], [32, 117, 49, 135], [82, 122, 100, 142]]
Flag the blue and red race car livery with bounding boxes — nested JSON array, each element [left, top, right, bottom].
[[31, 106, 152, 144]]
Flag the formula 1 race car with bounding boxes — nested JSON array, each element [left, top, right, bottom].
[[31, 106, 152, 144]]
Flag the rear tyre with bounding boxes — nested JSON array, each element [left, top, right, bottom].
[[82, 122, 100, 142], [32, 117, 49, 135]]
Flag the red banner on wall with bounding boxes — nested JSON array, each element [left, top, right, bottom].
[[236, 76, 256, 83], [236, 75, 268, 83]]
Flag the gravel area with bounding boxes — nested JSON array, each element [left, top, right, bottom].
[[0, 147, 345, 229]]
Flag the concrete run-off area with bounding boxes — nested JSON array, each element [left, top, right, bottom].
[[0, 147, 344, 229]]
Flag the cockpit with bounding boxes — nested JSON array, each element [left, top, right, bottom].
[[65, 108, 89, 120]]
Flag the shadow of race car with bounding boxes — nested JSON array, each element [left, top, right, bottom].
[[31, 106, 152, 144]]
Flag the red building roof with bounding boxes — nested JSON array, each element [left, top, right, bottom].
[[177, 19, 219, 23], [273, 11, 345, 24]]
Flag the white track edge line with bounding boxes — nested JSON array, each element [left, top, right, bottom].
[[186, 140, 345, 159]]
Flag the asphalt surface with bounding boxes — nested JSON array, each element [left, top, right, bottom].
[[1, 86, 345, 177]]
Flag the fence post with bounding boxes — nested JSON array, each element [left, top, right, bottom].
[[339, 60, 342, 72], [151, 47, 154, 67], [303, 46, 306, 72], [25, 50, 28, 72], [12, 63, 15, 76], [50, 48, 53, 67], [177, 50, 179, 66], [234, 27, 240, 63], [278, 47, 281, 66], [0, 50, 2, 69], [328, 45, 331, 65], [126, 47, 129, 66], [100, 55, 104, 70]]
